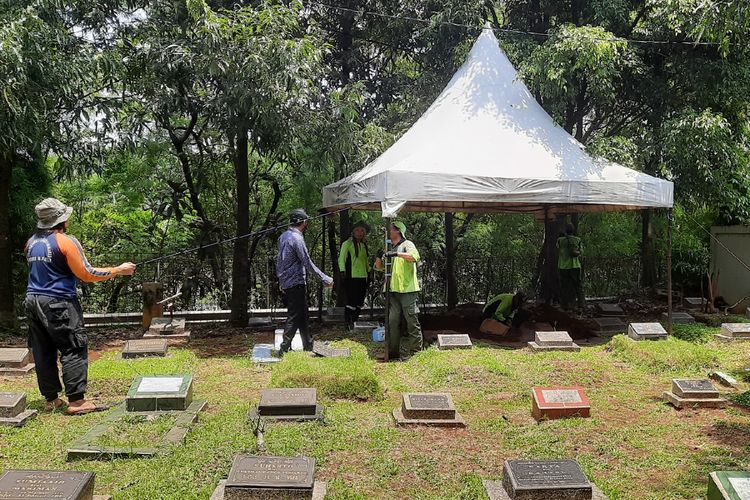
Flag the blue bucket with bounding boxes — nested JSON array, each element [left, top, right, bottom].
[[372, 326, 385, 342]]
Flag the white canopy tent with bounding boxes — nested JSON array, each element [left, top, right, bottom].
[[323, 28, 673, 217]]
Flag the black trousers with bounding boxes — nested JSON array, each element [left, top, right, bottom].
[[24, 294, 88, 402], [281, 284, 312, 352], [344, 278, 368, 325], [559, 268, 585, 310]]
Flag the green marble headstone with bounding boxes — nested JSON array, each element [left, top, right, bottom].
[[125, 375, 193, 412], [709, 471, 750, 500]]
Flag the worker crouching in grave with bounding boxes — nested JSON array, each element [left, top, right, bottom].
[[24, 198, 136, 415], [374, 221, 423, 360], [337, 220, 371, 330], [480, 292, 527, 336], [276, 209, 333, 355]]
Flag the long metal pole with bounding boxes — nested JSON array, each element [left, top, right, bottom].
[[384, 218, 391, 361], [667, 208, 673, 335], [319, 215, 325, 322]]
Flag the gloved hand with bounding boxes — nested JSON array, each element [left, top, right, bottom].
[[384, 251, 398, 258]]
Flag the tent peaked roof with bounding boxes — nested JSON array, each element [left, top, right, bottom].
[[323, 28, 673, 217]]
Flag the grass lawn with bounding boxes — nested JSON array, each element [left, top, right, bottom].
[[1, 321, 750, 499]]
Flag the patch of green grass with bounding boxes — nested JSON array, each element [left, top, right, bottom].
[[730, 391, 750, 407], [608, 334, 721, 372], [695, 313, 750, 327], [671, 323, 717, 343], [270, 341, 382, 400], [95, 414, 177, 449]]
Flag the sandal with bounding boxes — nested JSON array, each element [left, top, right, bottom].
[[44, 398, 65, 412], [65, 402, 115, 416]]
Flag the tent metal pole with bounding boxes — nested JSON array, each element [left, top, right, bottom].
[[667, 208, 673, 335], [384, 217, 391, 361]]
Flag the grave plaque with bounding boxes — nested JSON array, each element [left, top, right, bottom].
[[503, 460, 592, 500], [663, 378, 727, 409], [392, 392, 466, 427], [661, 312, 695, 324], [226, 455, 315, 491], [591, 317, 626, 334], [596, 303, 624, 316], [437, 334, 473, 350], [247, 316, 273, 327], [258, 389, 317, 417], [684, 297, 707, 310], [709, 371, 739, 388], [0, 392, 37, 427], [149, 317, 186, 334], [126, 375, 193, 411], [528, 331, 580, 352], [122, 339, 168, 359], [353, 321, 379, 332], [0, 348, 34, 375], [627, 323, 668, 341], [0, 470, 95, 500], [312, 342, 351, 358], [708, 471, 750, 500], [532, 387, 590, 421], [717, 323, 750, 341]]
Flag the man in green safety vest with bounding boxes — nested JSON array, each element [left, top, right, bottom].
[[338, 220, 371, 329], [374, 221, 423, 360], [482, 291, 526, 327], [557, 223, 584, 312]]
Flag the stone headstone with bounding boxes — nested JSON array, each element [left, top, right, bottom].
[[627, 323, 668, 341], [247, 316, 273, 327], [591, 317, 626, 334], [709, 371, 739, 388], [502, 460, 593, 500], [684, 297, 707, 310], [251, 388, 323, 421], [0, 470, 95, 500], [122, 339, 168, 359], [392, 392, 466, 427], [312, 342, 351, 358], [528, 331, 580, 352], [595, 303, 624, 317], [0, 347, 34, 375], [661, 312, 695, 324], [251, 344, 280, 364], [708, 471, 750, 500], [211, 455, 327, 500], [274, 329, 303, 351], [532, 387, 590, 421], [126, 375, 193, 411], [716, 323, 750, 341], [353, 321, 379, 332], [144, 317, 190, 343], [0, 392, 37, 427], [663, 378, 727, 409], [747, 307, 750, 320], [437, 334, 473, 350]]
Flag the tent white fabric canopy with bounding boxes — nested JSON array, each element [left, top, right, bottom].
[[323, 28, 673, 217]]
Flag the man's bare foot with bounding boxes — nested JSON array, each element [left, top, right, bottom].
[[44, 398, 64, 411], [65, 399, 110, 416]]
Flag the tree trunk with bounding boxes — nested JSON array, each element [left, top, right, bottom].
[[335, 209, 349, 307], [641, 209, 657, 289], [445, 212, 457, 310], [229, 129, 250, 326], [539, 215, 564, 304], [0, 154, 15, 330]]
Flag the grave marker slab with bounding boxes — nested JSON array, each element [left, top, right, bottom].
[[210, 455, 327, 500], [437, 334, 473, 350], [126, 375, 193, 411], [685, 297, 707, 310], [249, 388, 324, 421], [663, 379, 727, 409], [0, 470, 95, 500], [716, 323, 750, 341], [143, 317, 190, 343], [528, 331, 580, 352], [392, 392, 466, 427], [353, 321, 379, 332], [0, 392, 37, 427], [595, 303, 625, 317], [708, 471, 750, 500], [247, 316, 273, 328], [122, 339, 168, 359], [504, 460, 592, 500], [591, 317, 626, 334], [627, 323, 668, 341], [532, 387, 590, 421], [251, 344, 280, 364], [661, 312, 695, 324], [0, 347, 34, 375], [709, 371, 739, 388], [312, 342, 351, 358]]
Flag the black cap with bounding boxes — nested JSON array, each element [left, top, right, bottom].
[[290, 208, 310, 225], [352, 220, 371, 232]]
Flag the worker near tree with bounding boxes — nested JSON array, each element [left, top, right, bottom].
[[337, 220, 371, 329], [276, 208, 333, 354], [24, 198, 136, 415], [557, 223, 584, 312], [374, 221, 422, 360], [482, 291, 526, 327]]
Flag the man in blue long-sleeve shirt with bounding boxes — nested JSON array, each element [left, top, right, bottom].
[[276, 209, 333, 353]]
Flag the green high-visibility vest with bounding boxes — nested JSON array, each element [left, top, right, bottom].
[[338, 238, 371, 279]]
